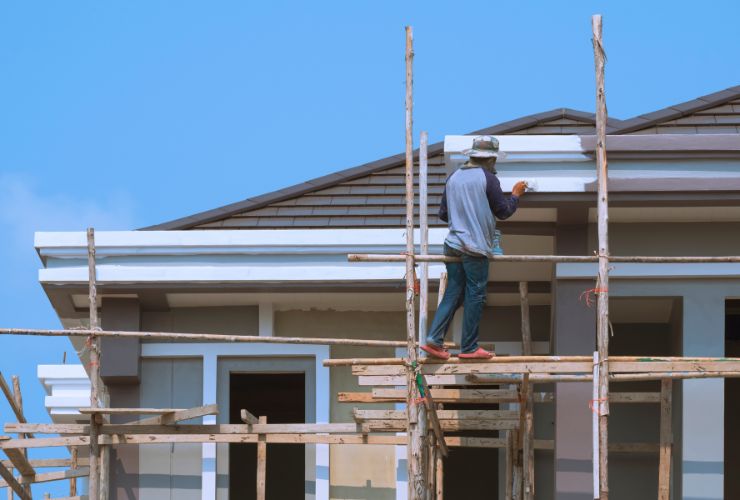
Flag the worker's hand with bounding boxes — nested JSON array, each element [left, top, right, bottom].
[[512, 181, 528, 197]]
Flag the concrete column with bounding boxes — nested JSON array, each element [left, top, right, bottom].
[[101, 297, 141, 499], [681, 291, 724, 499], [553, 279, 596, 500]]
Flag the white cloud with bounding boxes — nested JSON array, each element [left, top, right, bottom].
[[0, 173, 136, 250]]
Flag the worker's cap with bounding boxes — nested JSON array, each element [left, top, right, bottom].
[[462, 135, 499, 158]]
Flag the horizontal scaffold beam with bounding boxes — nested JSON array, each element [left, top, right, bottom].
[[0, 328, 408, 347], [348, 253, 740, 263], [339, 389, 658, 404]]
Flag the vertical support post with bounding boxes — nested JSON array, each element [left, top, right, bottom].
[[70, 446, 79, 496], [591, 14, 610, 500], [11, 376, 30, 498], [519, 283, 534, 500], [87, 227, 101, 500], [435, 405, 443, 500], [404, 25, 426, 500], [592, 352, 600, 499], [658, 379, 673, 500], [419, 130, 429, 348], [257, 416, 267, 500], [505, 431, 514, 500]]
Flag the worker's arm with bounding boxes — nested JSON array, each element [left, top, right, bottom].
[[438, 185, 449, 222], [484, 171, 519, 220]]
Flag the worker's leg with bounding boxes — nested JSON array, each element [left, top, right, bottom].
[[426, 245, 465, 347], [460, 253, 489, 353]]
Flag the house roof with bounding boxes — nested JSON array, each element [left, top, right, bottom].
[[143, 86, 740, 231], [614, 85, 740, 135]]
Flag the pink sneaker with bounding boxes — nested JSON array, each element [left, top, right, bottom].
[[459, 347, 495, 360], [420, 344, 451, 360]]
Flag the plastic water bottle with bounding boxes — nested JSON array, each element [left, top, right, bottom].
[[492, 229, 504, 255]]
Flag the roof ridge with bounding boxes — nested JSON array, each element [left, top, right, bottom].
[[613, 84, 740, 134]]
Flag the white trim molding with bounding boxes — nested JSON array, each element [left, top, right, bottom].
[[141, 342, 330, 500]]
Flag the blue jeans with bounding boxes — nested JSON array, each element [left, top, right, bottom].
[[426, 244, 489, 354]]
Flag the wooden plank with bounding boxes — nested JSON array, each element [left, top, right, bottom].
[[0, 458, 90, 469], [353, 409, 519, 421], [256, 416, 266, 500], [373, 388, 522, 403], [3, 448, 35, 476], [135, 404, 218, 425], [609, 392, 660, 404], [0, 461, 30, 500], [240, 409, 259, 425], [0, 431, 552, 449], [358, 374, 521, 386], [505, 431, 513, 500], [1, 436, 90, 450], [658, 379, 672, 500], [352, 361, 594, 376], [79, 408, 185, 415], [0, 467, 90, 487], [0, 373, 26, 426], [417, 372, 448, 457]]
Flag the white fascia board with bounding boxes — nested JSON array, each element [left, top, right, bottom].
[[36, 228, 449, 256], [445, 135, 589, 162], [557, 262, 740, 279], [36, 229, 450, 285]]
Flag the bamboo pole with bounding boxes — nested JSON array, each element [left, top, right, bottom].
[[519, 283, 534, 500], [5, 466, 12, 500], [0, 328, 408, 347], [658, 379, 672, 500], [435, 402, 443, 500], [592, 15, 610, 499], [70, 447, 78, 496], [11, 376, 32, 498], [257, 416, 267, 500], [419, 130, 429, 348], [348, 254, 740, 264], [404, 25, 426, 499], [592, 352, 600, 499], [505, 431, 513, 500], [87, 228, 101, 500]]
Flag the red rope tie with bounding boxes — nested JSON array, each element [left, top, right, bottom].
[[579, 288, 609, 308], [411, 397, 427, 406], [589, 398, 608, 413]]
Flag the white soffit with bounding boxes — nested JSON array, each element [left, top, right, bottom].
[[164, 291, 552, 310], [71, 293, 138, 309], [589, 206, 740, 223]]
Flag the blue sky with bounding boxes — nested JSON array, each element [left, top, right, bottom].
[[1, 0, 739, 495]]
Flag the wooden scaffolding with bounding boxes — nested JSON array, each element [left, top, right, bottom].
[[3, 14, 740, 500]]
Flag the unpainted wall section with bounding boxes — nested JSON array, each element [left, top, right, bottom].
[[141, 306, 259, 335], [592, 222, 740, 256], [139, 358, 203, 500]]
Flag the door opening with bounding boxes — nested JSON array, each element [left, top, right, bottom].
[[725, 302, 740, 498], [229, 372, 305, 500], [443, 399, 499, 498]]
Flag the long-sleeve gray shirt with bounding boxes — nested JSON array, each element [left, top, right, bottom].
[[439, 165, 519, 257]]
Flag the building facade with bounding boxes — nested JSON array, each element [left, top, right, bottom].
[[37, 86, 740, 499]]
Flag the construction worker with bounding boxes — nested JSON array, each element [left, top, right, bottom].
[[421, 135, 527, 360]]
